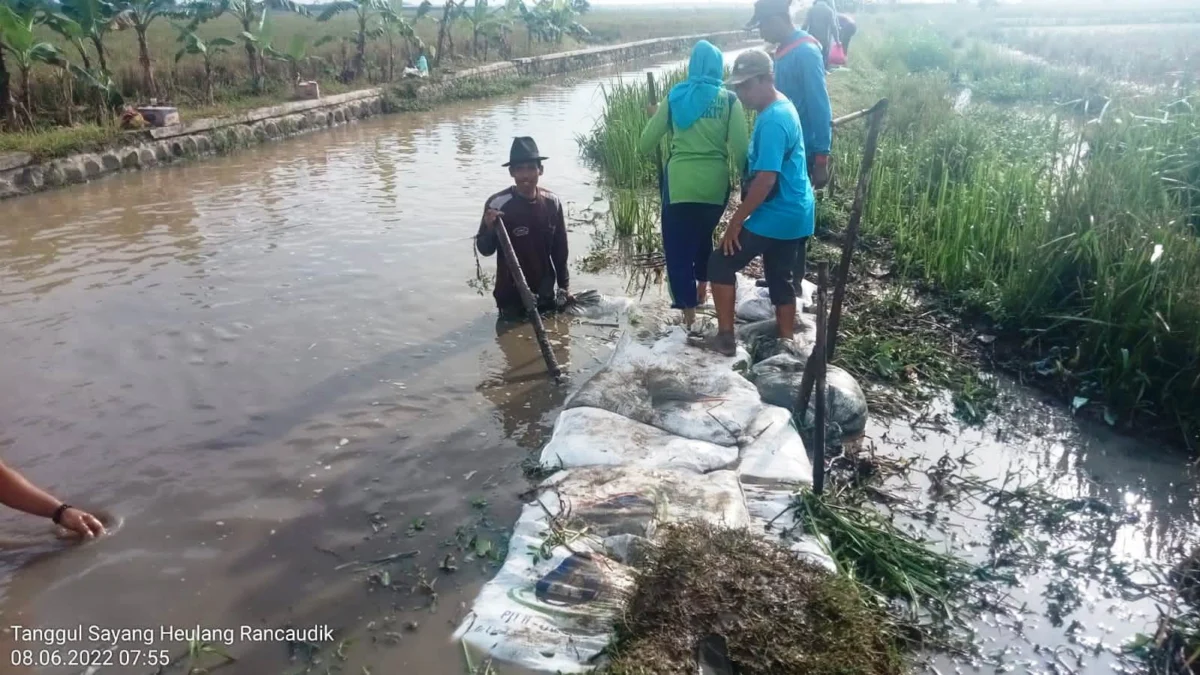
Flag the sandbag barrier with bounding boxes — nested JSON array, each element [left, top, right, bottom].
[[453, 276, 869, 672]]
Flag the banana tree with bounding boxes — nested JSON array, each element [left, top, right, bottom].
[[377, 0, 424, 81], [114, 0, 182, 96], [174, 26, 235, 105], [432, 0, 464, 68], [57, 0, 120, 75], [264, 34, 321, 82], [187, 0, 307, 93], [317, 0, 390, 81], [463, 0, 502, 59], [0, 2, 64, 128]]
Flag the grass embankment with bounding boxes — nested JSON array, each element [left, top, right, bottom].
[[581, 15, 1200, 449]]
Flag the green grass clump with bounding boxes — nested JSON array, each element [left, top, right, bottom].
[[0, 123, 123, 161], [604, 522, 905, 675]]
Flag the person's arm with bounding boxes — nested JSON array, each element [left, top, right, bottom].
[[551, 199, 570, 293], [637, 103, 670, 157], [800, 49, 832, 158], [798, 48, 833, 187], [0, 460, 105, 538], [720, 117, 786, 254], [727, 98, 750, 182], [476, 207, 499, 257]]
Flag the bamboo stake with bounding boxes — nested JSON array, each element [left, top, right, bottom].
[[797, 99, 888, 416], [826, 98, 888, 360], [494, 216, 562, 381], [812, 262, 828, 494]]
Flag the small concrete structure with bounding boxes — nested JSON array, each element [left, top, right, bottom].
[[294, 81, 320, 100], [136, 106, 180, 128]]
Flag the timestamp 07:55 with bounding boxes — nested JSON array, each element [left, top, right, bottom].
[[10, 648, 172, 668]]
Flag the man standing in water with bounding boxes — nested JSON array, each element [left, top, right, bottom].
[[475, 137, 572, 320], [692, 50, 814, 357], [0, 459, 106, 538], [747, 0, 832, 292]]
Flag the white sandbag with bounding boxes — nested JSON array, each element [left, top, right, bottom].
[[539, 466, 751, 537], [455, 502, 634, 673], [539, 407, 738, 474], [736, 274, 776, 322], [742, 484, 837, 574], [566, 330, 764, 446], [734, 274, 818, 323], [737, 406, 814, 486]]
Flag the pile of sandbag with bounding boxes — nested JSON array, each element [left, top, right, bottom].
[[455, 325, 846, 672]]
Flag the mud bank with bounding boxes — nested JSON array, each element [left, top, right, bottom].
[[0, 31, 743, 201]]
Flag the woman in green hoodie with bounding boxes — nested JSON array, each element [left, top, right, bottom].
[[639, 40, 749, 327]]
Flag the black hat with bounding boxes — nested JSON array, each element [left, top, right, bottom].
[[503, 136, 548, 167], [745, 0, 792, 29]]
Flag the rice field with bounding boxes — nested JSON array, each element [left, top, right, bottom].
[[580, 12, 1200, 450]]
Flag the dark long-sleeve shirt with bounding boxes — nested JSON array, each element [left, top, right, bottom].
[[475, 186, 570, 313]]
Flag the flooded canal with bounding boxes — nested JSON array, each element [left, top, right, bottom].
[[0, 57, 691, 675], [1, 48, 1198, 675]]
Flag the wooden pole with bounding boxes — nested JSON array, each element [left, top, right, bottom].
[[796, 99, 888, 416], [812, 262, 829, 494], [826, 98, 888, 361], [493, 216, 562, 380]]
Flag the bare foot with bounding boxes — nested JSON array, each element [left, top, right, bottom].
[[687, 331, 737, 357]]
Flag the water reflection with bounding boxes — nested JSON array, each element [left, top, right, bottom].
[[478, 316, 573, 451]]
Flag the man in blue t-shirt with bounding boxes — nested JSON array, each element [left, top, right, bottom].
[[747, 0, 832, 292], [691, 50, 815, 357]]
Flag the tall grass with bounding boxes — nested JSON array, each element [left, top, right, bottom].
[[584, 21, 1200, 448], [843, 32, 1200, 446]]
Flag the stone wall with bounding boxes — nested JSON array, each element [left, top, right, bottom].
[[0, 30, 745, 201]]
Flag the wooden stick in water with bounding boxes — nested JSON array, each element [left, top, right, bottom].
[[494, 216, 562, 381], [798, 98, 889, 414], [812, 262, 829, 494], [826, 98, 888, 361]]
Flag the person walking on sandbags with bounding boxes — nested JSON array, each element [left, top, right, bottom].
[[639, 40, 749, 329], [747, 0, 832, 294], [690, 50, 815, 357]]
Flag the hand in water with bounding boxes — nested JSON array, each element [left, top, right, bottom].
[[59, 507, 106, 539]]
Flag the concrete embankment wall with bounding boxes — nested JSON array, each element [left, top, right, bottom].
[[0, 31, 744, 201]]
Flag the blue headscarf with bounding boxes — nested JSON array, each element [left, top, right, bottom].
[[667, 40, 725, 131]]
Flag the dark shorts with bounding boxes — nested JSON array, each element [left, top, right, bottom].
[[708, 229, 802, 306]]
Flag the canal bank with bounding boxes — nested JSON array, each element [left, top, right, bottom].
[[0, 31, 744, 202]]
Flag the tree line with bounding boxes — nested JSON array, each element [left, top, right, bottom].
[[0, 0, 590, 130]]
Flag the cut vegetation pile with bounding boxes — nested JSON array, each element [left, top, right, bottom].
[[603, 522, 904, 675]]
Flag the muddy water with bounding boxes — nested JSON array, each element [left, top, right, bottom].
[[863, 383, 1200, 674], [0, 58, 692, 675]]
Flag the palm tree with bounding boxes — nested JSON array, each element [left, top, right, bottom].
[[174, 26, 236, 104], [316, 0, 386, 82], [115, 0, 182, 96], [187, 0, 307, 93], [0, 2, 64, 128]]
